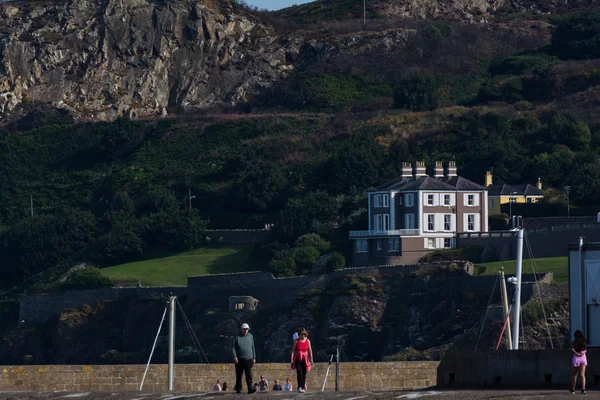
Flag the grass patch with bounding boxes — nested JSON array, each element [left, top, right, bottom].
[[475, 256, 568, 284], [101, 245, 257, 287]]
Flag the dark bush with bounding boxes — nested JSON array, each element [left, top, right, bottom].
[[293, 246, 320, 275], [295, 233, 331, 254], [325, 252, 346, 273], [419, 246, 484, 263], [552, 9, 600, 60], [489, 54, 557, 75], [61, 268, 113, 290]]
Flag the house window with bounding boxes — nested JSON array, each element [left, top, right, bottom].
[[355, 239, 368, 253], [235, 303, 245, 310], [444, 238, 452, 248], [444, 194, 451, 206], [467, 215, 475, 231], [405, 194, 414, 207], [383, 214, 390, 230], [490, 199, 495, 209], [444, 215, 451, 231], [377, 239, 382, 250], [405, 213, 415, 229], [427, 194, 434, 206], [467, 194, 475, 206], [375, 214, 383, 231], [375, 194, 382, 207], [427, 214, 435, 231], [427, 238, 435, 249], [383, 194, 389, 207], [398, 196, 403, 206], [388, 238, 399, 252], [527, 198, 532, 204]]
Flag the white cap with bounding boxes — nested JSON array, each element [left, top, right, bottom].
[[241, 323, 250, 330], [292, 332, 299, 341]]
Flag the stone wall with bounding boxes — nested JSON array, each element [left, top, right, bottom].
[[19, 286, 186, 324], [20, 262, 541, 325], [437, 349, 600, 387], [0, 362, 439, 392], [204, 229, 270, 244], [457, 227, 600, 261]]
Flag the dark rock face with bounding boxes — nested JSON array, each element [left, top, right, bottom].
[[0, 0, 300, 120], [0, 269, 569, 365]]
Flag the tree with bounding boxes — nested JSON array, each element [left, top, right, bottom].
[[325, 252, 346, 272], [552, 9, 600, 60], [0, 208, 96, 286], [292, 246, 320, 276], [393, 72, 445, 111]]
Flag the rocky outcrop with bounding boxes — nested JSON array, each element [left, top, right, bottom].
[[0, 0, 300, 120], [381, 0, 510, 23]]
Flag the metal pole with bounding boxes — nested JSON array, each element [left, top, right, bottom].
[[140, 305, 168, 391], [168, 296, 176, 391], [363, 0, 366, 30], [335, 341, 340, 392], [512, 229, 524, 350], [499, 269, 513, 350], [30, 195, 33, 217]]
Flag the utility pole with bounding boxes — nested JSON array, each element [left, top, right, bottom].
[[512, 228, 524, 350], [564, 186, 571, 218], [499, 268, 513, 350], [335, 340, 340, 392], [188, 188, 195, 211], [30, 194, 33, 217], [168, 296, 176, 391], [363, 0, 366, 30]]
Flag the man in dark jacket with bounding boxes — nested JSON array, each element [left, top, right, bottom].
[[232, 322, 256, 394]]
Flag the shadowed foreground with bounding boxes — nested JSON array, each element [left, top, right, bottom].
[[0, 390, 595, 399]]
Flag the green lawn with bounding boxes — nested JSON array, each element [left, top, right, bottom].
[[475, 256, 568, 284], [101, 245, 257, 287]]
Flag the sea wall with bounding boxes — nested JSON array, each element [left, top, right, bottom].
[[0, 362, 439, 392]]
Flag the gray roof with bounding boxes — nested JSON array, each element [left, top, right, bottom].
[[370, 175, 483, 192], [488, 183, 543, 196]]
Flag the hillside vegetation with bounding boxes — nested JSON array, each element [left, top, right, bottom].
[[1, 3, 600, 338]]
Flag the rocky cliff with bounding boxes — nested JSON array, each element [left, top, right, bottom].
[[0, 267, 569, 365], [0, 0, 302, 120]]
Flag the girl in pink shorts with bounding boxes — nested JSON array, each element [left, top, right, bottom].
[[571, 330, 587, 394]]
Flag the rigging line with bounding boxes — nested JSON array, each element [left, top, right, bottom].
[[176, 298, 210, 364], [524, 232, 557, 349], [140, 304, 168, 391], [474, 274, 498, 351], [176, 299, 210, 364]]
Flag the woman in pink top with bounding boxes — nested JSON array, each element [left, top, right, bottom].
[[291, 327, 313, 393], [571, 330, 587, 394]]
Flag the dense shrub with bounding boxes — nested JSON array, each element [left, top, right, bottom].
[[295, 233, 331, 254], [419, 246, 484, 263], [268, 256, 296, 277], [61, 268, 113, 290], [552, 9, 600, 60], [292, 246, 320, 275], [325, 252, 346, 272], [393, 72, 443, 111], [489, 54, 557, 75]]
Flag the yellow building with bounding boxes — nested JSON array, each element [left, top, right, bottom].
[[485, 171, 544, 215]]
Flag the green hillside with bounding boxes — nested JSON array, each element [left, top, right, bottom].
[[476, 256, 568, 284], [101, 245, 257, 286]]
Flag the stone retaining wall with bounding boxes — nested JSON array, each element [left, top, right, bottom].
[[0, 362, 438, 392], [437, 349, 600, 387]]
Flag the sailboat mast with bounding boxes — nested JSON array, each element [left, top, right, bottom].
[[512, 228, 524, 350]]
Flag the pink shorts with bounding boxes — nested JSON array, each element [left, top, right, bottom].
[[572, 354, 587, 367]]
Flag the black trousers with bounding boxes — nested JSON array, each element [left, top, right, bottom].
[[235, 358, 254, 392], [295, 358, 308, 390]]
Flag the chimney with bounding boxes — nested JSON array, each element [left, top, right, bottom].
[[446, 160, 457, 177], [434, 161, 444, 179], [485, 171, 493, 187], [401, 162, 413, 180], [537, 177, 542, 190], [414, 161, 426, 178]]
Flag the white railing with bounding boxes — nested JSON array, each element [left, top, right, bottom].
[[349, 229, 420, 238]]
